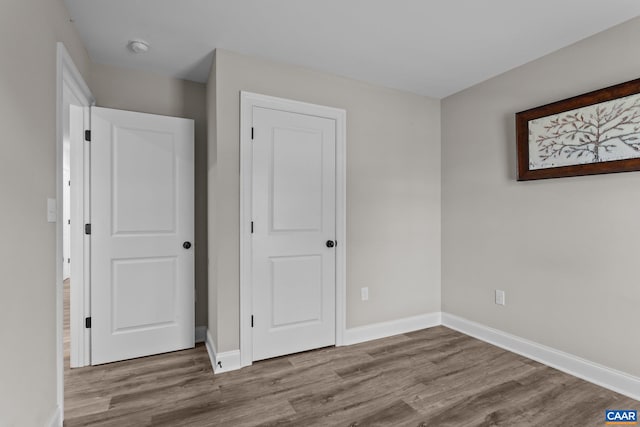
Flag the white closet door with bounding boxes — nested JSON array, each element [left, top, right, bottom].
[[251, 106, 336, 361]]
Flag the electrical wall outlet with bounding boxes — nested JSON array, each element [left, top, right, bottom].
[[361, 287, 369, 301], [495, 290, 506, 306]]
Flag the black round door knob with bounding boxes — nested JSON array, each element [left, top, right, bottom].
[[326, 240, 335, 248], [183, 241, 192, 249]]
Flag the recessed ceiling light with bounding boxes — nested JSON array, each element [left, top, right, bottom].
[[127, 39, 150, 54]]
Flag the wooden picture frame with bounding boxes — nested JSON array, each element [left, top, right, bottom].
[[516, 78, 640, 180]]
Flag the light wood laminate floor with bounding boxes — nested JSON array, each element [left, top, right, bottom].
[[64, 325, 638, 426]]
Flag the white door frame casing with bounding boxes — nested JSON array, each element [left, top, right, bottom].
[[239, 92, 347, 367], [56, 43, 94, 420]]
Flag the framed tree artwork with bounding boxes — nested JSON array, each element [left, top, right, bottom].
[[516, 78, 640, 180]]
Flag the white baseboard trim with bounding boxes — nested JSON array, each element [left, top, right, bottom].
[[441, 313, 640, 402], [204, 329, 218, 372], [216, 350, 241, 373], [48, 405, 61, 427], [204, 312, 640, 400], [343, 312, 442, 346], [195, 326, 207, 343], [205, 329, 242, 374]]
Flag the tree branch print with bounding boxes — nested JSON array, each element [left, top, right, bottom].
[[535, 96, 640, 164]]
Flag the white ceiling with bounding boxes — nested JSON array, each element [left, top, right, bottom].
[[64, 0, 640, 98]]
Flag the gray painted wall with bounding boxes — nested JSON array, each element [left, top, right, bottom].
[[0, 0, 91, 425], [208, 49, 442, 352], [442, 17, 640, 377], [207, 53, 219, 347]]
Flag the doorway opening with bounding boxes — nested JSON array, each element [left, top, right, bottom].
[[56, 43, 197, 425], [56, 42, 94, 421]]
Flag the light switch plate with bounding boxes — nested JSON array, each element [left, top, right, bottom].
[[47, 198, 57, 223]]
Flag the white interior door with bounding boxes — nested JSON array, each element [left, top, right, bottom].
[[252, 106, 336, 361], [91, 107, 194, 365]]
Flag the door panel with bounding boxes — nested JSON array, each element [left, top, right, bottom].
[[271, 255, 323, 327], [91, 107, 194, 365], [271, 128, 323, 231], [111, 257, 177, 332], [112, 127, 176, 234], [252, 106, 336, 361]]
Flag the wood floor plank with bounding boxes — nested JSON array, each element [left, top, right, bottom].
[[151, 393, 297, 427], [63, 397, 111, 421], [350, 400, 418, 426], [64, 325, 639, 426], [405, 354, 538, 416]]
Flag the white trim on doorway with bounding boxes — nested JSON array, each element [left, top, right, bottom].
[[56, 42, 94, 422], [239, 91, 347, 368]]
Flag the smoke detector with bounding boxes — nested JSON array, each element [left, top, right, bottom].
[[127, 39, 150, 54]]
